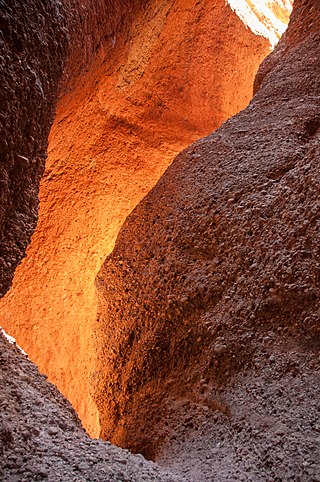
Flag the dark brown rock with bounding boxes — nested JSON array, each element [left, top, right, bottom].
[[94, 0, 320, 477], [0, 332, 181, 481], [0, 0, 68, 295]]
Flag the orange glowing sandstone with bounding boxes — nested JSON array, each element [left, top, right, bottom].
[[0, 0, 291, 436]]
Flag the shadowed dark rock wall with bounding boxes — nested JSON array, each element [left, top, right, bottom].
[[94, 0, 320, 474], [0, 0, 68, 296]]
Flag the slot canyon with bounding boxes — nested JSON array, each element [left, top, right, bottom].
[[0, 0, 289, 435], [0, 0, 319, 481]]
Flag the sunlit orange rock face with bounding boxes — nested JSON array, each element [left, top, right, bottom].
[[0, 0, 287, 436]]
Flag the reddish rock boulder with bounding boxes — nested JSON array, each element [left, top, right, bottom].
[[94, 0, 320, 477]]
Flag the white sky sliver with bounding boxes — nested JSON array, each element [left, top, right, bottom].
[[227, 0, 293, 48]]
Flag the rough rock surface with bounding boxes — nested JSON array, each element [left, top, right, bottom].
[[94, 0, 320, 479], [61, 0, 145, 92], [0, 0, 68, 296], [0, 332, 181, 482], [0, 0, 273, 435]]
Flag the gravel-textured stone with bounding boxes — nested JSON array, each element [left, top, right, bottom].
[[0, 332, 181, 481], [0, 0, 68, 295], [93, 0, 320, 479]]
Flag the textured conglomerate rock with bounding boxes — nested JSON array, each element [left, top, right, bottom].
[[94, 0, 320, 478], [0, 0, 277, 435], [0, 0, 68, 296], [0, 332, 182, 482]]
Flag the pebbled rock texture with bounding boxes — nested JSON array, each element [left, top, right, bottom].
[[0, 0, 68, 296], [94, 0, 320, 478], [0, 332, 182, 482]]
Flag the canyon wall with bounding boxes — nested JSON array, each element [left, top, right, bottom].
[[94, 0, 320, 478], [0, 0, 68, 296], [0, 0, 274, 436], [0, 2, 181, 480]]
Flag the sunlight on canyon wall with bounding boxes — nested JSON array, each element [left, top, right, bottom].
[[228, 0, 293, 46]]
